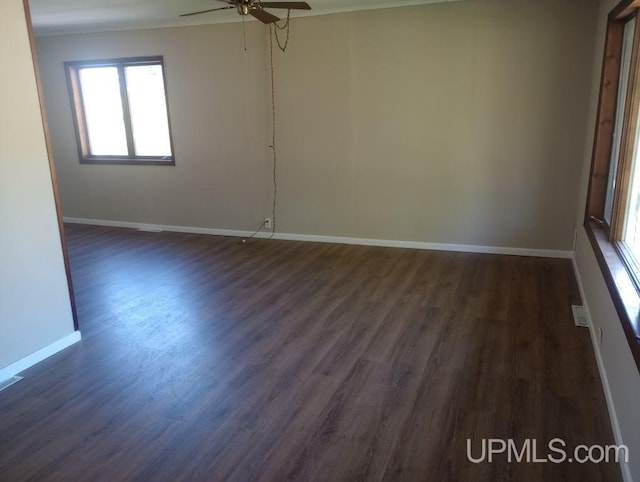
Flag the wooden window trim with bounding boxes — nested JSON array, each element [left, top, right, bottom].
[[64, 56, 176, 166], [586, 0, 640, 373], [586, 18, 624, 227], [611, 0, 640, 20], [584, 222, 640, 369], [611, 14, 640, 238]]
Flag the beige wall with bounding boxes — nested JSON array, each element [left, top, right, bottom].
[[36, 0, 598, 250], [574, 0, 640, 480], [38, 22, 272, 231], [0, 1, 75, 371]]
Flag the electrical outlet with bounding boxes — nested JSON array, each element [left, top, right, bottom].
[[264, 217, 272, 230]]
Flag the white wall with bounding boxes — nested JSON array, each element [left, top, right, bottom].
[[0, 0, 76, 372], [36, 0, 598, 251], [574, 0, 640, 480]]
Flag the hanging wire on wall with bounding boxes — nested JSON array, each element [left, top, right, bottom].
[[240, 11, 292, 245], [266, 11, 291, 238], [273, 9, 292, 52]]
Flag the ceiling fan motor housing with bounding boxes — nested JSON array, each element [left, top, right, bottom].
[[181, 0, 311, 23]]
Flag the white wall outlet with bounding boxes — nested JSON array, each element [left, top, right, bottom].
[[264, 217, 272, 230]]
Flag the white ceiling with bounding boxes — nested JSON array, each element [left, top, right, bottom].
[[29, 0, 462, 36]]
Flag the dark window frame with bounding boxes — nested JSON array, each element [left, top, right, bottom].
[[64, 56, 176, 166], [586, 0, 640, 371]]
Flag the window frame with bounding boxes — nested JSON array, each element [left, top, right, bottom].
[[64, 56, 176, 166], [586, 0, 640, 371]]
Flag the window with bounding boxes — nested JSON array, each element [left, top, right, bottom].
[[65, 57, 175, 165], [586, 0, 640, 370]]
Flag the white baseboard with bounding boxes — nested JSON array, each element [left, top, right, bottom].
[[63, 217, 573, 259], [0, 331, 81, 383], [571, 257, 631, 482]]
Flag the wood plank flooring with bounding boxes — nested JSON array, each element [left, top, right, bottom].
[[0, 224, 621, 481]]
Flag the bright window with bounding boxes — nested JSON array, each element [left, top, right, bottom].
[[604, 18, 635, 224], [623, 112, 640, 261], [65, 57, 174, 165]]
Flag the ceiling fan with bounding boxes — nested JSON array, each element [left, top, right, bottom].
[[181, 0, 312, 24]]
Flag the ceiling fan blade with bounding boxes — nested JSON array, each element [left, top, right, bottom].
[[180, 6, 235, 17], [250, 8, 280, 23], [259, 2, 312, 9]]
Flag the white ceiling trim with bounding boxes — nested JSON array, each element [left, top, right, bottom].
[[280, 0, 463, 20], [31, 0, 465, 37]]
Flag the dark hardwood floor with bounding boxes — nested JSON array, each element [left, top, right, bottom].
[[0, 224, 621, 481]]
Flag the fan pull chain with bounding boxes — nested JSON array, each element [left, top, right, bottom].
[[242, 15, 247, 51]]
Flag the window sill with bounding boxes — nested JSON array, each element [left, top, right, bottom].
[[584, 220, 640, 370], [80, 157, 174, 166]]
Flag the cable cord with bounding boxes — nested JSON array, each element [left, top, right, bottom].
[[267, 14, 290, 239], [239, 220, 267, 245], [242, 13, 291, 244], [273, 9, 292, 52]]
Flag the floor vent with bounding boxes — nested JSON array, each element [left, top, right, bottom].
[[572, 305, 589, 328], [0, 376, 23, 393]]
